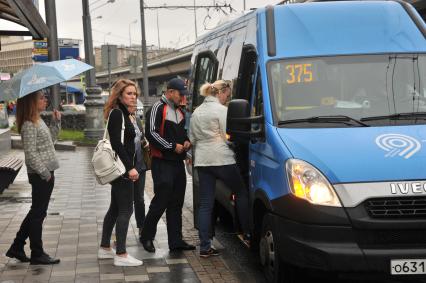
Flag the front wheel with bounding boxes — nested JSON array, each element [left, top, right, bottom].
[[260, 213, 299, 283]]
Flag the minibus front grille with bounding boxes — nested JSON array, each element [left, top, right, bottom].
[[365, 196, 426, 219]]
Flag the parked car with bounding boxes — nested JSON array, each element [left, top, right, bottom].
[[61, 104, 86, 112]]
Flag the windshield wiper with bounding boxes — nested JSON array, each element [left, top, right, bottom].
[[278, 115, 369, 127], [360, 112, 426, 121]]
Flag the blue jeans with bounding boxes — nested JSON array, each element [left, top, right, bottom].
[[197, 164, 249, 252], [134, 171, 146, 229]]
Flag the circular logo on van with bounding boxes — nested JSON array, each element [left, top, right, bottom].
[[375, 134, 421, 159]]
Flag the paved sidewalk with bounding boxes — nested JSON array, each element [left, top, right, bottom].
[[0, 148, 257, 283]]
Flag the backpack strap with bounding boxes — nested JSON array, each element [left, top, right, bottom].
[[105, 109, 125, 144]]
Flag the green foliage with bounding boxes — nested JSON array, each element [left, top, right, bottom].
[[58, 129, 97, 145]]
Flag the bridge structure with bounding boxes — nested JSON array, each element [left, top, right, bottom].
[[91, 0, 426, 106], [94, 45, 193, 106]]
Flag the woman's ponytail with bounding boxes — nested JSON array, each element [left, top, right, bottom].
[[200, 82, 214, 97]]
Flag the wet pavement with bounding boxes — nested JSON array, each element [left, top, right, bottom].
[[0, 147, 260, 283], [1, 147, 426, 283]]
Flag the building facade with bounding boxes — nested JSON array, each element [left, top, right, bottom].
[[0, 37, 33, 74]]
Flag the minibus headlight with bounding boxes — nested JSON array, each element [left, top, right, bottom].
[[285, 159, 341, 207]]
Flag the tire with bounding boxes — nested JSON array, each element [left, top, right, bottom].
[[260, 213, 298, 283]]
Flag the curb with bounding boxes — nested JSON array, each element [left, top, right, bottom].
[[11, 136, 76, 151]]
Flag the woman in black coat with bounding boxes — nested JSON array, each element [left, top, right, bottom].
[[97, 79, 143, 267]]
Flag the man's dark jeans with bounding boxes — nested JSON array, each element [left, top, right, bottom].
[[134, 171, 146, 229], [197, 164, 249, 252], [12, 172, 54, 257], [141, 158, 186, 249]]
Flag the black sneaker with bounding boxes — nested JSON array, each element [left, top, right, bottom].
[[200, 248, 220, 258]]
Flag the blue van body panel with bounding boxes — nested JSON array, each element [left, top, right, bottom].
[[267, 1, 426, 59], [249, 123, 295, 202], [256, 12, 274, 125], [276, 126, 426, 184]]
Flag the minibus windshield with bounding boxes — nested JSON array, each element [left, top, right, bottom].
[[269, 54, 426, 127]]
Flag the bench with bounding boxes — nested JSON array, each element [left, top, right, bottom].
[[0, 157, 23, 193]]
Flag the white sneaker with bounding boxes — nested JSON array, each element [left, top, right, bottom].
[[114, 254, 143, 266], [98, 247, 115, 259]]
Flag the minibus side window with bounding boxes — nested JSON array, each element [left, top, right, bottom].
[[235, 46, 257, 101], [253, 69, 264, 116], [252, 68, 264, 134], [192, 53, 218, 109]]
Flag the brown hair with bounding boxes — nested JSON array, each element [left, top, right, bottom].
[[103, 79, 139, 120], [16, 91, 41, 133], [199, 80, 230, 97]]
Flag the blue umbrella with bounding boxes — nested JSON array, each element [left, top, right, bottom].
[[0, 59, 93, 101]]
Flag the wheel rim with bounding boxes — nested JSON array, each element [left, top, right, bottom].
[[260, 230, 275, 276]]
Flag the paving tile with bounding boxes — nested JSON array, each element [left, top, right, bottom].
[[50, 270, 76, 277], [145, 266, 170, 273], [76, 267, 99, 274], [165, 258, 188, 265], [2, 268, 29, 276], [99, 273, 124, 280], [124, 274, 149, 282]]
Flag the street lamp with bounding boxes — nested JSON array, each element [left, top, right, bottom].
[[128, 19, 137, 47], [89, 0, 104, 6], [92, 15, 102, 21], [91, 0, 115, 13], [82, 0, 105, 140]]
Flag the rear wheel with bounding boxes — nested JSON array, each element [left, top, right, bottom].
[[260, 213, 298, 283]]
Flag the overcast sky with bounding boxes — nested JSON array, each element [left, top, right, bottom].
[[1, 0, 281, 50]]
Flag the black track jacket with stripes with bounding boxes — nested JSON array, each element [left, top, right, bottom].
[[145, 95, 189, 161]]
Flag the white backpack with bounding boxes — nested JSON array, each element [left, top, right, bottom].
[[92, 110, 126, 185]]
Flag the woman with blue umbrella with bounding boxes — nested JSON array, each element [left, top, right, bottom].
[[1, 59, 92, 264], [6, 90, 61, 264]]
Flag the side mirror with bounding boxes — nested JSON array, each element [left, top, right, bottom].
[[226, 99, 264, 142]]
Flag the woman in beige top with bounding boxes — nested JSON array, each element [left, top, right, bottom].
[[189, 80, 250, 258]]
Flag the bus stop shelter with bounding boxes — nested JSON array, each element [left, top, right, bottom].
[[0, 0, 49, 39]]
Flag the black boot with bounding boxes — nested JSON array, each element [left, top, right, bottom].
[[141, 239, 156, 253], [30, 253, 60, 265], [6, 246, 30, 262]]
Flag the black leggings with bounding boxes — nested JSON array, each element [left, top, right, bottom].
[[101, 177, 134, 254], [12, 172, 54, 257]]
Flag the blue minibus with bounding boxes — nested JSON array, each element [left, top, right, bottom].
[[189, 1, 426, 281]]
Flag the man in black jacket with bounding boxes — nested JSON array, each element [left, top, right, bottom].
[[140, 78, 195, 252]]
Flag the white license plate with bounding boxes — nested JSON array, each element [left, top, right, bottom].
[[391, 259, 426, 275]]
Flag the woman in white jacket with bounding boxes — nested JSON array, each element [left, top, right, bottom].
[[189, 80, 250, 258]]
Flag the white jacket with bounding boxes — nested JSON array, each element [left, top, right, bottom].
[[189, 96, 235, 167]]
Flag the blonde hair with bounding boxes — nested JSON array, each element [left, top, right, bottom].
[[199, 80, 230, 97], [16, 91, 41, 133], [104, 79, 139, 120]]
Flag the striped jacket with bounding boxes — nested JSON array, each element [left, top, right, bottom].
[[145, 95, 189, 161]]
